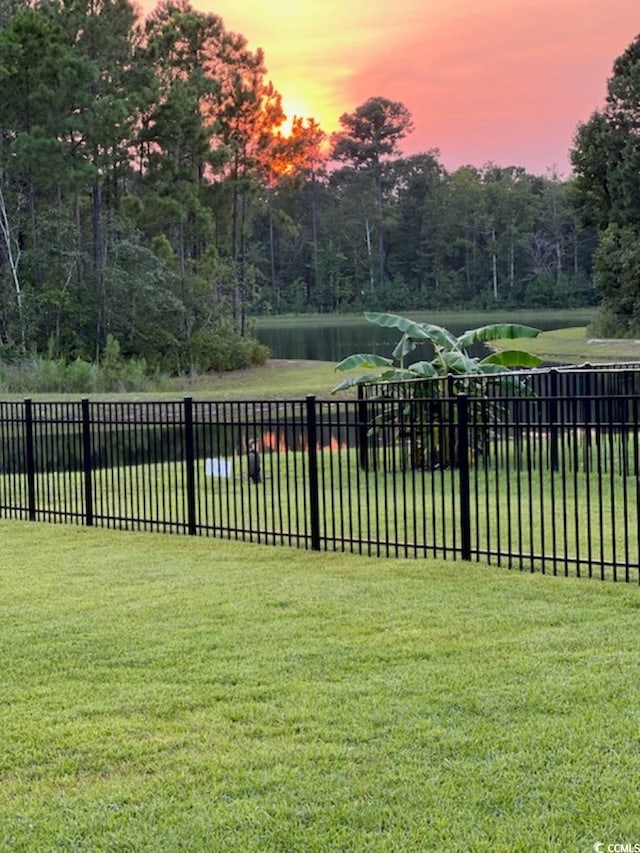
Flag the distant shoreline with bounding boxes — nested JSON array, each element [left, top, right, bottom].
[[491, 326, 640, 365]]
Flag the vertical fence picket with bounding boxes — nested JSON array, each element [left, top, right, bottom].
[[457, 394, 472, 562], [549, 368, 560, 472], [357, 384, 369, 472], [183, 396, 197, 536], [81, 398, 93, 527], [305, 395, 321, 551], [24, 398, 36, 521]]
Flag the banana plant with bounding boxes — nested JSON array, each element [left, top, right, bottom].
[[333, 312, 543, 470], [332, 312, 542, 392]]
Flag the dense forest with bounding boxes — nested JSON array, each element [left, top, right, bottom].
[[571, 32, 640, 338], [0, 0, 600, 373]]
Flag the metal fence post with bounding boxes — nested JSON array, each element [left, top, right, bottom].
[[24, 398, 36, 521], [184, 396, 197, 536], [81, 398, 93, 527], [549, 368, 559, 472], [306, 395, 321, 551], [357, 384, 369, 471], [457, 393, 472, 561]]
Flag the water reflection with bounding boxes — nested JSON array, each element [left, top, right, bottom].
[[254, 315, 583, 364]]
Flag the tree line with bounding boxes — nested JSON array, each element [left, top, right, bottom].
[[0, 0, 600, 372], [571, 31, 640, 338]]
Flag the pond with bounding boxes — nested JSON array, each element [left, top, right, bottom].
[[254, 310, 595, 364]]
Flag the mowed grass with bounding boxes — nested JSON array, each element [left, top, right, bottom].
[[0, 360, 353, 404], [1, 521, 639, 852], [493, 325, 640, 364], [172, 359, 349, 401]]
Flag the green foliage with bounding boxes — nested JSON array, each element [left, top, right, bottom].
[[0, 0, 595, 372], [333, 313, 542, 469], [64, 358, 99, 393], [333, 312, 541, 391], [588, 306, 627, 339], [456, 322, 539, 348], [98, 335, 150, 392], [332, 96, 414, 167], [190, 329, 270, 373], [571, 33, 640, 334], [481, 349, 542, 368], [590, 224, 640, 336], [0, 337, 154, 394]]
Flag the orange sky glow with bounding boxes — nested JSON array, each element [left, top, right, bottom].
[[141, 0, 639, 176]]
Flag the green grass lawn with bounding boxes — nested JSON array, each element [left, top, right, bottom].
[[171, 359, 349, 401], [0, 360, 351, 403], [1, 521, 639, 852], [493, 325, 640, 364]]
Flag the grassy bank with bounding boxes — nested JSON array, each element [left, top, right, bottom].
[[492, 325, 640, 365], [0, 360, 345, 403], [1, 520, 639, 851], [172, 359, 345, 400]]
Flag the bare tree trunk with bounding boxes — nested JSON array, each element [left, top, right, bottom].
[[310, 174, 320, 303], [374, 169, 385, 289], [92, 179, 105, 360], [364, 216, 375, 293], [556, 239, 563, 282], [491, 227, 498, 300], [54, 264, 74, 359], [269, 202, 278, 308], [509, 235, 515, 295], [0, 177, 26, 351], [239, 190, 248, 337]]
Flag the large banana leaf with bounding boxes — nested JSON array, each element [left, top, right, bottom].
[[417, 322, 460, 352], [480, 349, 543, 368], [392, 333, 418, 361], [380, 369, 421, 382], [364, 312, 432, 338], [331, 370, 392, 393], [408, 360, 439, 378], [364, 312, 458, 351], [441, 351, 479, 374], [334, 353, 393, 372], [456, 323, 540, 349], [332, 366, 418, 393]]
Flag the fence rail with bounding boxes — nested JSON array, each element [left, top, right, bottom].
[[1, 367, 639, 583]]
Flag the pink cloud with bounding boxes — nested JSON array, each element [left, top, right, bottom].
[[139, 0, 639, 175], [340, 0, 639, 173]]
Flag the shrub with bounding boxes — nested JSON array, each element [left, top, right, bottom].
[[64, 358, 98, 393], [0, 331, 269, 394], [95, 335, 150, 392], [190, 331, 270, 373]]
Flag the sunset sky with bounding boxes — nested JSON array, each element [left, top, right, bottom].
[[144, 0, 639, 176]]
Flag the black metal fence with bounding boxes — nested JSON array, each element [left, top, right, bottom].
[[1, 365, 640, 582]]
